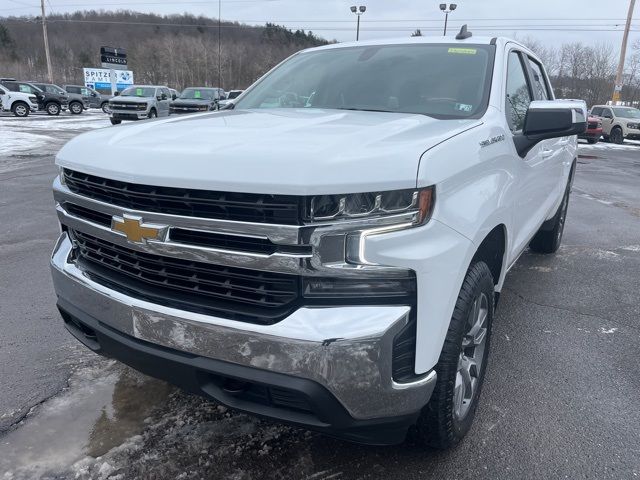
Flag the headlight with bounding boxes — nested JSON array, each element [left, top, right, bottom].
[[138, 103, 148, 111], [305, 186, 435, 225], [58, 166, 67, 186], [597, 122, 602, 127], [628, 123, 639, 129]]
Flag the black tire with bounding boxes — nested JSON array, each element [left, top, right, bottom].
[[587, 137, 599, 144], [148, 109, 157, 119], [109, 118, 122, 125], [610, 127, 624, 144], [11, 101, 29, 117], [69, 101, 83, 115], [414, 261, 494, 449], [529, 173, 573, 254], [101, 102, 110, 114], [46, 102, 61, 116]]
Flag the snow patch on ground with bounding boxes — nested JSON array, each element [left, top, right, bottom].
[[0, 111, 110, 157], [599, 327, 618, 334]]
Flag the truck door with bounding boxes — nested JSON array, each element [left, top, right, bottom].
[[505, 49, 558, 257], [600, 107, 614, 136]]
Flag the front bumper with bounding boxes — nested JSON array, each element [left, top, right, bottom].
[[111, 111, 148, 120], [51, 233, 436, 443]]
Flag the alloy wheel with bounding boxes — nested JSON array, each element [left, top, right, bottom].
[[14, 105, 27, 117], [453, 292, 489, 420]]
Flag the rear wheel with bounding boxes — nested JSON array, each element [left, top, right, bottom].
[[529, 175, 572, 254], [587, 137, 599, 144], [610, 126, 624, 144], [69, 101, 83, 114], [46, 102, 61, 115], [12, 101, 29, 117], [414, 261, 494, 449]]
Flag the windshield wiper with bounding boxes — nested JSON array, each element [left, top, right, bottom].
[[336, 107, 393, 113]]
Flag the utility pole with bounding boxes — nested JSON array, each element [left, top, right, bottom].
[[40, 0, 53, 83], [218, 0, 222, 89], [612, 0, 636, 103]]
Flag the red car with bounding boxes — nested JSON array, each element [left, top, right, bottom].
[[580, 115, 603, 144]]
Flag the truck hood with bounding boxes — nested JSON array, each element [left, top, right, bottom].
[[57, 108, 480, 195], [171, 98, 213, 106], [110, 96, 154, 103]]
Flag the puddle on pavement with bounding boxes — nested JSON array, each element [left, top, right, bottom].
[[0, 361, 173, 477]]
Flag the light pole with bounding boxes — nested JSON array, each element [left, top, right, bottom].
[[350, 5, 366, 41], [439, 3, 457, 36]]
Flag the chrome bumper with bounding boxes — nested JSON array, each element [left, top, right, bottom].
[[51, 233, 436, 420]]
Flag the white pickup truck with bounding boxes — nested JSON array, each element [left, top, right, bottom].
[[51, 30, 586, 448], [0, 84, 39, 117]]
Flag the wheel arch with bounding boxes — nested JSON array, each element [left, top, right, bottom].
[[470, 224, 507, 291]]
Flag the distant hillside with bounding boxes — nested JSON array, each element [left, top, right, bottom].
[[0, 11, 330, 90]]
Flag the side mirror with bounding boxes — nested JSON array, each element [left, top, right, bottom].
[[513, 100, 587, 157], [91, 92, 97, 97], [114, 91, 120, 96], [159, 93, 167, 100], [172, 94, 177, 100]]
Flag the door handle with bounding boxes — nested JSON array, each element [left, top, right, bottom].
[[541, 148, 554, 158]]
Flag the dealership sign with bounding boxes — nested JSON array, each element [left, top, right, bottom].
[[83, 68, 134, 91], [100, 46, 128, 70]]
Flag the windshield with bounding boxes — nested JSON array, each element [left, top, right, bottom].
[[120, 87, 156, 97], [179, 88, 217, 100], [235, 44, 494, 119], [612, 107, 640, 119]]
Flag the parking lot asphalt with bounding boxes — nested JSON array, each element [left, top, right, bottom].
[[0, 115, 639, 479]]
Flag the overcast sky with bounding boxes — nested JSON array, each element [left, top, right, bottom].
[[1, 0, 638, 51]]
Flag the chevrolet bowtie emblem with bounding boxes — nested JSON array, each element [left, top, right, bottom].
[[111, 214, 166, 244]]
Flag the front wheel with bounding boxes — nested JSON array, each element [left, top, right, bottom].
[[109, 118, 121, 125], [148, 109, 157, 119], [69, 101, 83, 114], [12, 102, 29, 117], [609, 127, 624, 144], [414, 261, 494, 449], [46, 102, 61, 115], [101, 102, 110, 114], [587, 137, 599, 144]]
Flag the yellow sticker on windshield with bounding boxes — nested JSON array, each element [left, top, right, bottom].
[[448, 47, 477, 55]]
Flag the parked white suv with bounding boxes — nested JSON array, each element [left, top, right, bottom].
[[51, 31, 586, 448], [108, 85, 172, 125], [0, 84, 39, 117], [590, 105, 640, 144]]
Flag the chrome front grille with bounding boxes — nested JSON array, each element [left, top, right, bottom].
[[63, 169, 303, 225], [72, 229, 301, 324]]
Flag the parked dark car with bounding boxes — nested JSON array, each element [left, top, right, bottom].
[[169, 87, 225, 114], [32, 83, 87, 115], [64, 85, 112, 113], [1, 80, 69, 115]]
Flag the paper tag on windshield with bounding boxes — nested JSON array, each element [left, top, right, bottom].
[[448, 48, 477, 55], [136, 88, 143, 96], [455, 103, 473, 112], [194, 90, 201, 99]]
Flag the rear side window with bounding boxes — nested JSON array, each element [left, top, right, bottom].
[[67, 86, 81, 94], [505, 51, 532, 131], [527, 57, 551, 100]]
